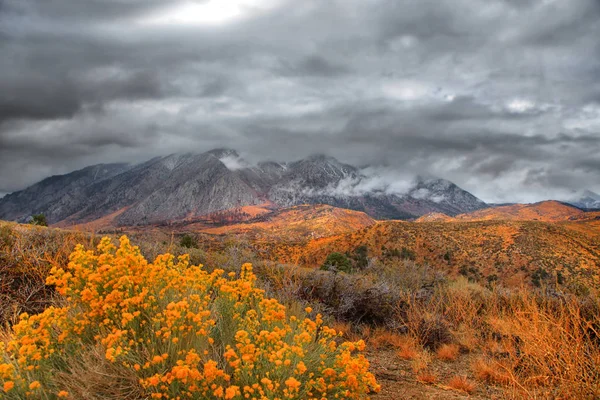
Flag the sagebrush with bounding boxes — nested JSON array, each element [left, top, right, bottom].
[[0, 236, 379, 399]]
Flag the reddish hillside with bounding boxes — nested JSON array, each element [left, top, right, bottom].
[[86, 204, 376, 245], [197, 204, 376, 241], [560, 211, 600, 237], [55, 207, 130, 231], [256, 219, 600, 289], [454, 201, 585, 222], [62, 200, 600, 291]]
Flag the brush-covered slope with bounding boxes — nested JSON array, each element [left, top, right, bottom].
[[454, 201, 585, 222], [288, 220, 600, 288], [197, 204, 376, 240]]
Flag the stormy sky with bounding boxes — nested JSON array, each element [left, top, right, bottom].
[[1, 0, 600, 203]]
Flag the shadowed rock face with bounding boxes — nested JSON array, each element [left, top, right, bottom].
[[0, 163, 130, 223], [0, 149, 487, 225]]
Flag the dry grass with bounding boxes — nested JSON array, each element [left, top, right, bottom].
[[453, 323, 479, 352], [495, 293, 600, 398], [0, 222, 90, 325], [57, 345, 144, 400], [392, 273, 600, 398], [410, 351, 432, 374], [447, 375, 476, 394], [471, 357, 512, 385], [331, 320, 364, 342], [368, 327, 406, 350], [416, 371, 437, 384], [397, 342, 419, 360], [331, 321, 352, 337], [436, 343, 460, 361]]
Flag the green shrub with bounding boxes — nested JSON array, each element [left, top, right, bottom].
[[29, 214, 47, 227], [351, 245, 369, 270], [321, 252, 352, 273], [179, 233, 197, 249]]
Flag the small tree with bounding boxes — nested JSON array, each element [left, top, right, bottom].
[[321, 252, 352, 273], [30, 213, 48, 227], [443, 251, 452, 263], [179, 234, 197, 249], [352, 245, 369, 270]]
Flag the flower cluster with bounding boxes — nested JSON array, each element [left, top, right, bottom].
[[0, 236, 379, 399]]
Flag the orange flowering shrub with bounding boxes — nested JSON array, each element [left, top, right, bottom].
[[0, 236, 379, 399]]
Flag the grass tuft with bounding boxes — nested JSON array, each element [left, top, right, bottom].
[[436, 343, 460, 361], [448, 375, 476, 394]]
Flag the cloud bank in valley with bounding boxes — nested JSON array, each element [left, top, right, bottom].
[[318, 167, 418, 198], [1, 0, 600, 203]]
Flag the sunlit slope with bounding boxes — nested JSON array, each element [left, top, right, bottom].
[[453, 201, 584, 222], [561, 215, 600, 238], [289, 220, 600, 287], [197, 205, 376, 240], [415, 212, 454, 222]]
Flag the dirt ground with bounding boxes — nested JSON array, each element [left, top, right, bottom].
[[367, 350, 506, 400]]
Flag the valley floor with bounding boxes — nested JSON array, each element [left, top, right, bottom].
[[1, 220, 599, 399]]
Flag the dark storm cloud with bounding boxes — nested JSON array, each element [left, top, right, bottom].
[[0, 68, 163, 122], [1, 0, 600, 202], [1, 0, 171, 22], [515, 0, 600, 46], [275, 55, 350, 77]]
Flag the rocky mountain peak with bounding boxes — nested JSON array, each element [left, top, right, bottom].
[[206, 148, 240, 159], [0, 148, 489, 224]]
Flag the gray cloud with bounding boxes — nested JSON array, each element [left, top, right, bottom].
[[1, 0, 600, 203], [275, 55, 350, 77]]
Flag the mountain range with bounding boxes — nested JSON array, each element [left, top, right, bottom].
[[0, 149, 488, 226], [568, 190, 600, 210]]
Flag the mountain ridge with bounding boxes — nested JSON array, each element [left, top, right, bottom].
[[453, 200, 587, 222], [0, 149, 487, 225], [567, 190, 600, 210]]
